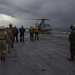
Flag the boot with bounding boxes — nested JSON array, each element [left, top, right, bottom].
[[2, 53, 6, 61], [1, 56, 3, 61], [0, 53, 2, 61], [8, 49, 10, 53], [2, 56, 5, 60], [68, 58, 74, 62]]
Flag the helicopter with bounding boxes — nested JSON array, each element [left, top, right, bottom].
[[37, 19, 51, 33], [24, 18, 52, 33]]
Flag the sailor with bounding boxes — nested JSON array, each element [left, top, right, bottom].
[[0, 26, 9, 61], [34, 23, 39, 40], [29, 26, 34, 41], [68, 25, 75, 61], [19, 26, 25, 42], [13, 26, 18, 42]]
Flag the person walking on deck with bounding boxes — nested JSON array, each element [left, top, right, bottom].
[[68, 25, 75, 61], [19, 26, 25, 42], [29, 26, 34, 41], [34, 23, 39, 40]]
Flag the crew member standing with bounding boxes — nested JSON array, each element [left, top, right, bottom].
[[34, 23, 39, 40], [68, 25, 75, 61], [29, 26, 34, 41], [0, 26, 9, 61], [13, 26, 18, 42], [5, 27, 13, 53], [19, 26, 25, 42], [9, 23, 14, 48]]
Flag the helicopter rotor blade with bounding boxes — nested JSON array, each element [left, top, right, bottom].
[[19, 18, 50, 20], [35, 19, 50, 20]]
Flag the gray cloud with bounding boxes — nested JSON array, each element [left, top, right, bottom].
[[0, 0, 75, 27]]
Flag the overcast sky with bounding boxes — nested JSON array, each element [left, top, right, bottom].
[[0, 0, 75, 28]]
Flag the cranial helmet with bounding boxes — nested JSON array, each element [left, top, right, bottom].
[[9, 23, 12, 28], [0, 26, 5, 30], [70, 25, 75, 30], [9, 23, 12, 26], [30, 26, 33, 28], [73, 25, 75, 27]]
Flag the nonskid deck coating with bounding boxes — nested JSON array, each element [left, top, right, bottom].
[[0, 33, 75, 75]]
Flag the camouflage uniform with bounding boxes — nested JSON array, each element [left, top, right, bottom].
[[5, 28, 13, 53], [0, 27, 9, 61], [9, 23, 14, 48]]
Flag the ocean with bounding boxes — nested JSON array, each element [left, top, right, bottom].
[[52, 28, 71, 32], [24, 27, 71, 33]]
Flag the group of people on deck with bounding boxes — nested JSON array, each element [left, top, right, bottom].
[[13, 23, 39, 42], [10, 23, 39, 42], [0, 23, 39, 63], [0, 23, 14, 62], [0, 23, 75, 62], [29, 23, 39, 41], [13, 25, 25, 42]]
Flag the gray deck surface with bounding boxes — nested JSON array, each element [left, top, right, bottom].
[[0, 33, 75, 75]]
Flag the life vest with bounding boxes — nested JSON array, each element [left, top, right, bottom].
[[29, 28, 34, 33], [34, 27, 39, 33]]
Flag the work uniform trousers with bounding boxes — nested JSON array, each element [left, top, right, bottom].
[[14, 34, 18, 42], [20, 34, 24, 42], [35, 32, 39, 40], [70, 43, 75, 58], [0, 40, 7, 60], [30, 33, 34, 41]]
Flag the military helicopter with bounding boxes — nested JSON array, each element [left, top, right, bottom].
[[37, 19, 51, 33], [25, 18, 52, 33]]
